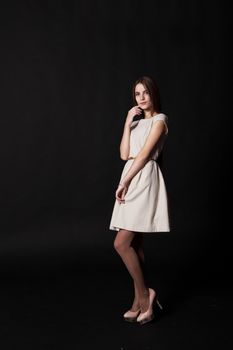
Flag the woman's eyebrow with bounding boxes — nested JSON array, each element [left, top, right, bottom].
[[135, 89, 148, 93]]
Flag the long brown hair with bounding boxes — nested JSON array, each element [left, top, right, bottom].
[[132, 76, 164, 169], [132, 76, 161, 113]]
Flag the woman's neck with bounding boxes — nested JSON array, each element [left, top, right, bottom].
[[144, 109, 158, 119]]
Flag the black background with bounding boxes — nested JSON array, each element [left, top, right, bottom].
[[0, 1, 232, 349]]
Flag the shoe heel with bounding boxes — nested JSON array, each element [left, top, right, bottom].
[[156, 298, 163, 310]]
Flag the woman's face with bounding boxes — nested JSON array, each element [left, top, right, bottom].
[[135, 83, 153, 111]]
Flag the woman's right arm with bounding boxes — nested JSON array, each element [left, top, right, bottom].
[[119, 106, 142, 160]]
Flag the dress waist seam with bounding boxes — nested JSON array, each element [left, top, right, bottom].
[[127, 157, 156, 161]]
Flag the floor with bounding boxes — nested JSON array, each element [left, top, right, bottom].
[[0, 214, 232, 349], [0, 253, 232, 350]]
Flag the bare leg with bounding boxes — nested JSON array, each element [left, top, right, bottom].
[[131, 233, 145, 265], [114, 229, 149, 312], [130, 233, 148, 310]]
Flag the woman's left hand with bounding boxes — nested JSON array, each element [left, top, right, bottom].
[[115, 182, 129, 204]]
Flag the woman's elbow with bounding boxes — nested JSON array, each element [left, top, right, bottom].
[[120, 154, 129, 160]]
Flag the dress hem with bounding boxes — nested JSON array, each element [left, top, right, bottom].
[[109, 225, 170, 233]]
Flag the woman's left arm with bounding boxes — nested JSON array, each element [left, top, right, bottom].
[[119, 120, 166, 187]]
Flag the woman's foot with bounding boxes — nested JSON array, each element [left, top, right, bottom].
[[137, 288, 157, 325], [123, 297, 141, 322], [139, 288, 151, 313], [130, 297, 140, 311]]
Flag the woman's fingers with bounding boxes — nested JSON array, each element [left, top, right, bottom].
[[136, 107, 142, 114], [115, 188, 122, 201], [115, 187, 127, 204], [116, 191, 124, 202]]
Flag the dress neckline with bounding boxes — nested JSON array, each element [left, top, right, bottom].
[[140, 113, 163, 121]]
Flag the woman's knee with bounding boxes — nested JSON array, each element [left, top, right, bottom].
[[114, 237, 126, 253], [113, 230, 133, 253]]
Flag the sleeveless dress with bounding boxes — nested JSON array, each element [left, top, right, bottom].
[[109, 113, 170, 233]]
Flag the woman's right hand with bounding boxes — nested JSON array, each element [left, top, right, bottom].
[[125, 106, 143, 126], [115, 183, 128, 204]]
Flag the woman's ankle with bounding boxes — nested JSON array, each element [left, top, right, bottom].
[[138, 287, 149, 300]]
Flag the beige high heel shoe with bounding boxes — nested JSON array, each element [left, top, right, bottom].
[[123, 308, 141, 322], [136, 288, 163, 325]]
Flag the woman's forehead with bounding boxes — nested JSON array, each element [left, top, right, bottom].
[[135, 83, 147, 91]]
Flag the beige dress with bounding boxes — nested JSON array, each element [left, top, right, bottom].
[[109, 113, 170, 233]]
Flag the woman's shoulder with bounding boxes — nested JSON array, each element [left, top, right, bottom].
[[153, 112, 168, 121], [153, 113, 169, 134]]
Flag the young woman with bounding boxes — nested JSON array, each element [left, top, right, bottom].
[[109, 76, 170, 325]]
